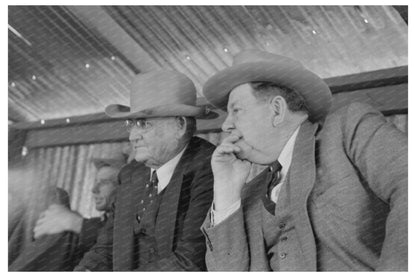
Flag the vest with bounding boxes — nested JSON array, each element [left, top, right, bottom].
[[261, 174, 307, 271], [133, 186, 165, 269]]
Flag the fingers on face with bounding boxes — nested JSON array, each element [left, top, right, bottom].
[[241, 159, 252, 168], [216, 144, 241, 155]]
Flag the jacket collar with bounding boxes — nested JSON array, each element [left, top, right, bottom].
[[288, 120, 319, 270], [154, 137, 200, 257]]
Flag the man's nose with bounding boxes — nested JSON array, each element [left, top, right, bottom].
[[129, 127, 143, 141], [222, 114, 235, 132], [91, 185, 99, 194]]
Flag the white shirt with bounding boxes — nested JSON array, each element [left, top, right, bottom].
[[150, 145, 187, 194], [211, 126, 300, 226]]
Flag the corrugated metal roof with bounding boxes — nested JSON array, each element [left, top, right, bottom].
[[8, 6, 408, 123]]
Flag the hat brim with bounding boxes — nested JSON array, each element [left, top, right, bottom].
[[203, 62, 332, 122], [105, 104, 218, 120]]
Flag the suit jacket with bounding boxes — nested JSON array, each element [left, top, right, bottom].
[[9, 218, 104, 271], [202, 103, 407, 271], [76, 136, 215, 271]]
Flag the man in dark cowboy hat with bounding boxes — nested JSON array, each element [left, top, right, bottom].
[[200, 50, 407, 271], [76, 70, 217, 271]]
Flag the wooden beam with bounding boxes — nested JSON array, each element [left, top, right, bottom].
[[11, 112, 120, 130], [24, 112, 228, 147], [330, 83, 407, 112], [25, 121, 128, 148], [325, 66, 408, 94], [382, 109, 407, 116]]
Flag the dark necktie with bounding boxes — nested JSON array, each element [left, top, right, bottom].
[[267, 160, 282, 198], [148, 170, 159, 205], [262, 160, 282, 215]]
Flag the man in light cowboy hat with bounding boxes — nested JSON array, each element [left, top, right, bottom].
[[200, 50, 407, 271], [10, 149, 127, 271], [76, 70, 217, 271]]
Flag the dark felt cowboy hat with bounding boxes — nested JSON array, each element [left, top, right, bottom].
[[105, 70, 218, 119], [203, 50, 332, 122]]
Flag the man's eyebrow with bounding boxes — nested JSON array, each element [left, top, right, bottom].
[[227, 101, 239, 110]]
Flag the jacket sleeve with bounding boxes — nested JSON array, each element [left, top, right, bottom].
[[72, 218, 105, 266], [9, 233, 79, 271], [201, 206, 250, 271], [136, 157, 214, 271], [342, 103, 407, 271], [74, 215, 114, 271]]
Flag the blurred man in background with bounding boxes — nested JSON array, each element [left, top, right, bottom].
[[9, 152, 127, 271]]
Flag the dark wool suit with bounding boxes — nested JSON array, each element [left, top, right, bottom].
[[202, 103, 407, 271], [9, 218, 105, 271], [76, 136, 215, 271]]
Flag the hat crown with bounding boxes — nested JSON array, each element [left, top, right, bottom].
[[203, 50, 332, 122], [233, 50, 304, 69], [129, 70, 197, 113]]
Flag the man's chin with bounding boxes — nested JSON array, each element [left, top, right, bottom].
[[239, 151, 275, 165], [134, 154, 151, 163], [95, 204, 106, 212]]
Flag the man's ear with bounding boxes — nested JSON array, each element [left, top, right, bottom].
[[269, 96, 286, 127], [175, 116, 187, 137]]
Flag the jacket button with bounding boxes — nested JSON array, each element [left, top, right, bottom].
[[280, 253, 287, 259], [279, 223, 286, 229], [280, 236, 288, 242]]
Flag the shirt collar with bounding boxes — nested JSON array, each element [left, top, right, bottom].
[[277, 125, 300, 180], [150, 144, 187, 194]]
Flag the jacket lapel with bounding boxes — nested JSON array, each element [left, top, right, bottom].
[[241, 167, 271, 270], [154, 140, 196, 258], [113, 163, 149, 271], [288, 120, 319, 270]]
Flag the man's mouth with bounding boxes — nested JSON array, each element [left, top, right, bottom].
[[234, 139, 254, 160], [94, 198, 103, 203]]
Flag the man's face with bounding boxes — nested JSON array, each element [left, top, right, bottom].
[[128, 117, 181, 168], [222, 83, 278, 164], [92, 166, 118, 212]]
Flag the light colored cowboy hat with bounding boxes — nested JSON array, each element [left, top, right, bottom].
[[203, 50, 332, 122], [105, 70, 218, 119]]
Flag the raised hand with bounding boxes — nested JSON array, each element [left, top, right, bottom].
[[211, 132, 252, 211], [33, 204, 83, 239]]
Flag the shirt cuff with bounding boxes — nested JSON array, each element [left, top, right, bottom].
[[210, 200, 241, 227]]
